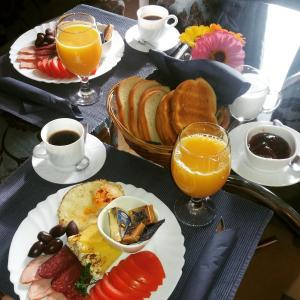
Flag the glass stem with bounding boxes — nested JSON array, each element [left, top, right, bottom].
[[188, 197, 209, 214], [79, 76, 92, 97]]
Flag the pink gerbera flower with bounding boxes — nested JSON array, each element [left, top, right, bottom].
[[191, 30, 245, 70]]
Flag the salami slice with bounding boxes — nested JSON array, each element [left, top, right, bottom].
[[51, 261, 82, 293], [38, 246, 77, 279], [64, 286, 90, 300]]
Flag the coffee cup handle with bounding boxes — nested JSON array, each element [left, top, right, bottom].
[[33, 142, 48, 159], [165, 14, 178, 27], [262, 90, 282, 113]]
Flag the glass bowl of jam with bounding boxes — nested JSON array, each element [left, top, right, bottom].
[[245, 123, 297, 171]]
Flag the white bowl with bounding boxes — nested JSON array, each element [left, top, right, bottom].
[[245, 123, 297, 171], [97, 195, 159, 253], [97, 23, 113, 57]]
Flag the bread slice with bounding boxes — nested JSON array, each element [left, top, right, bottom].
[[156, 91, 178, 145], [172, 78, 217, 133], [128, 79, 160, 137], [116, 76, 142, 128], [138, 86, 170, 143]]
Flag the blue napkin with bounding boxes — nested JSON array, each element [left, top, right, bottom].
[[0, 77, 82, 119], [148, 50, 250, 105], [179, 229, 237, 300]]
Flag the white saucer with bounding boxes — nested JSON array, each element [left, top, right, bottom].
[[229, 121, 300, 187], [32, 134, 106, 184], [125, 24, 180, 53]]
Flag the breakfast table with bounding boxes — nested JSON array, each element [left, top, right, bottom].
[[0, 1, 299, 300]]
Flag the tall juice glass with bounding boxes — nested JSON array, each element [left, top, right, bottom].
[[56, 13, 102, 106], [171, 122, 231, 226]]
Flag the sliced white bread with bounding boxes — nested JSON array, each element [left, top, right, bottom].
[[138, 86, 170, 143], [116, 76, 142, 128], [128, 79, 160, 137]]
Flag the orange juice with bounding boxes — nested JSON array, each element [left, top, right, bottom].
[[171, 134, 231, 198], [56, 22, 101, 76]]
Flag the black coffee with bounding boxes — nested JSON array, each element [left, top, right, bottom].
[[48, 130, 80, 146], [143, 15, 162, 21]]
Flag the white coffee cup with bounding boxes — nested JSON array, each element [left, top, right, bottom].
[[137, 5, 178, 43], [229, 65, 281, 121], [33, 118, 85, 170]]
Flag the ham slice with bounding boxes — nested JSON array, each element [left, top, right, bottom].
[[28, 278, 54, 300], [18, 46, 36, 55], [20, 255, 52, 284], [19, 61, 36, 69], [17, 54, 37, 62], [18, 47, 56, 56]]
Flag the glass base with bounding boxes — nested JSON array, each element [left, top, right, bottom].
[[174, 197, 216, 227], [70, 87, 102, 106]]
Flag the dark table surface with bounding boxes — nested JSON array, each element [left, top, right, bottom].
[[0, 1, 300, 299]]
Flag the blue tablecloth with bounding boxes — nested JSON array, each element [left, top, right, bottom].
[[0, 4, 154, 131], [0, 144, 272, 299]]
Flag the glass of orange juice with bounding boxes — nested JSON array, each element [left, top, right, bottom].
[[171, 122, 231, 227], [56, 13, 102, 106]]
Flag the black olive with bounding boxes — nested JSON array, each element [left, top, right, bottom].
[[35, 38, 44, 47], [44, 35, 55, 44], [66, 221, 79, 237], [28, 241, 45, 257], [45, 28, 54, 35], [37, 231, 53, 243], [49, 224, 66, 237], [43, 238, 63, 254], [37, 32, 45, 39]]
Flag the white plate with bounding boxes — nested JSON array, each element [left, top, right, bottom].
[[229, 121, 300, 186], [9, 21, 125, 84], [32, 134, 106, 184], [125, 24, 180, 53], [8, 182, 185, 300]]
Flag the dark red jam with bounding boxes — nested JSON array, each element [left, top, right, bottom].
[[248, 133, 291, 159]]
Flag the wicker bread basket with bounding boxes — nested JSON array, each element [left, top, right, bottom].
[[106, 84, 174, 167]]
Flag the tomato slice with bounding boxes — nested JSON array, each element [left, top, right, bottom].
[[108, 268, 147, 299], [57, 58, 75, 78], [43, 57, 53, 77], [37, 60, 44, 74], [131, 251, 165, 284], [119, 258, 159, 290], [39, 58, 50, 76], [100, 274, 131, 300], [110, 266, 150, 295], [91, 282, 111, 300], [49, 56, 61, 78], [119, 256, 159, 291]]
